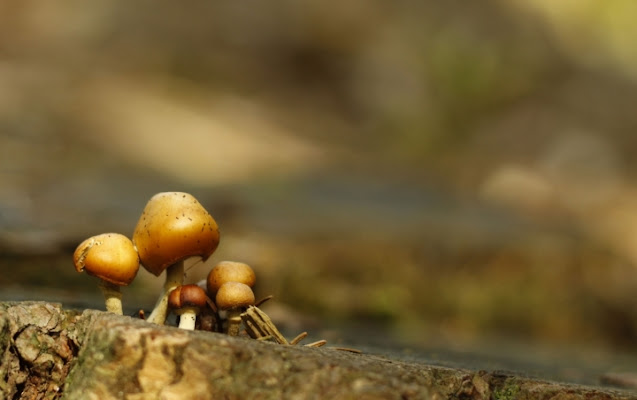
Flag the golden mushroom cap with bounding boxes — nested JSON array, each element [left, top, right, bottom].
[[73, 233, 140, 286], [132, 192, 220, 276], [215, 282, 255, 311], [206, 261, 256, 296], [168, 284, 208, 310]]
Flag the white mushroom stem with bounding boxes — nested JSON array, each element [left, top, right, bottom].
[[177, 307, 199, 330], [146, 261, 184, 325], [226, 310, 243, 336], [98, 280, 123, 315]]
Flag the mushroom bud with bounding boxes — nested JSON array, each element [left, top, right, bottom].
[[73, 233, 140, 315], [215, 281, 255, 336], [133, 192, 220, 325], [206, 261, 256, 298], [168, 284, 208, 330]]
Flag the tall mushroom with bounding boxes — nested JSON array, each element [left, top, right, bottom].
[[133, 192, 220, 325], [206, 261, 256, 298], [73, 233, 140, 315], [168, 284, 208, 330], [215, 281, 255, 336]]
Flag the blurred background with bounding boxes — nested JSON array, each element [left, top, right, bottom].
[[3, 0, 637, 380]]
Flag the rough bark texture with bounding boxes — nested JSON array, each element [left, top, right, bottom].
[[0, 302, 635, 400], [0, 302, 85, 400]]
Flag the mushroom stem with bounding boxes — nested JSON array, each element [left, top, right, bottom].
[[98, 280, 123, 315], [177, 307, 198, 330], [226, 310, 243, 336], [146, 261, 184, 325]]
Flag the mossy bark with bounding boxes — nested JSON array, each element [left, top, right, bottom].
[[0, 302, 86, 400], [0, 302, 635, 400]]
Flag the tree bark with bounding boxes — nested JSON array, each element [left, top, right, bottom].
[[0, 302, 85, 400], [0, 302, 634, 400]]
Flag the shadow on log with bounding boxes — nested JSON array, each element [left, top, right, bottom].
[[0, 302, 635, 399]]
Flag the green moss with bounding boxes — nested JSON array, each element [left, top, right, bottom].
[[493, 382, 520, 400]]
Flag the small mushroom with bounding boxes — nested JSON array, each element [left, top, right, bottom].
[[206, 261, 256, 297], [133, 192, 220, 325], [73, 233, 140, 315], [168, 284, 208, 330], [215, 281, 255, 336]]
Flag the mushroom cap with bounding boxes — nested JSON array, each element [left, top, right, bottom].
[[168, 284, 208, 310], [133, 192, 220, 276], [73, 233, 140, 286], [206, 261, 256, 296], [215, 282, 255, 311]]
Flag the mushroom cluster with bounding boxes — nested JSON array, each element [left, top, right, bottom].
[[132, 192, 219, 324], [72, 191, 334, 349], [207, 261, 256, 335]]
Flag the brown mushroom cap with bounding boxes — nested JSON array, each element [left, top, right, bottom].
[[73, 233, 140, 286], [132, 192, 220, 276], [215, 282, 255, 311], [206, 261, 256, 296], [168, 284, 208, 310]]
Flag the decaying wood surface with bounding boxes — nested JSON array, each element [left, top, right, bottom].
[[0, 302, 635, 400], [0, 302, 85, 400]]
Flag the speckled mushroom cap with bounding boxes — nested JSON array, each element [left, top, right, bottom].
[[206, 261, 256, 296], [168, 284, 208, 310], [215, 282, 255, 311], [132, 192, 220, 276], [73, 233, 140, 286]]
